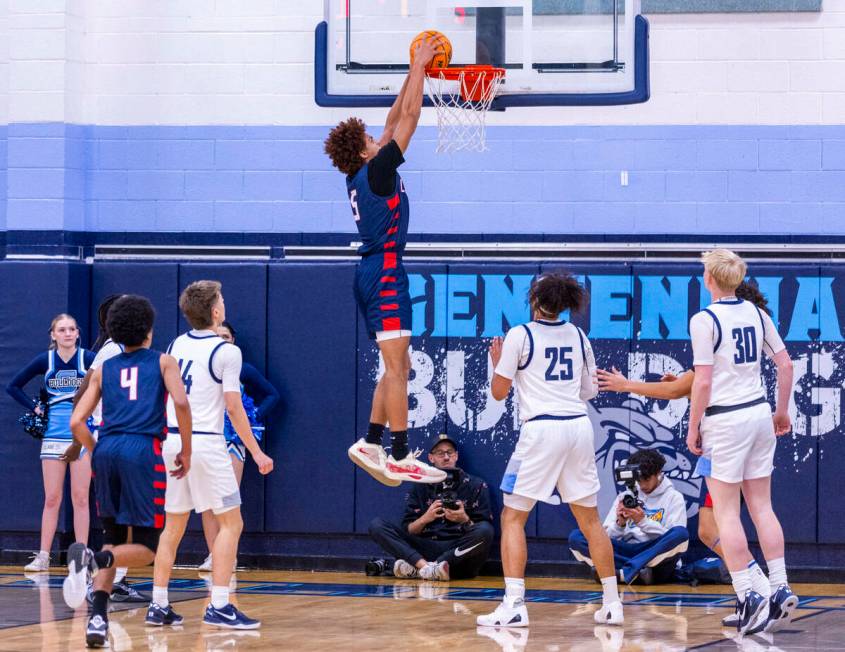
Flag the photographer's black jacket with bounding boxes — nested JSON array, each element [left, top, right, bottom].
[[401, 468, 493, 540]]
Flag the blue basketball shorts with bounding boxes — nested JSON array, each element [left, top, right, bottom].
[[92, 434, 166, 529], [354, 255, 412, 340]]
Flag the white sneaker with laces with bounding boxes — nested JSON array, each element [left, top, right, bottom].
[[198, 554, 213, 572], [594, 600, 624, 625], [348, 438, 401, 487], [24, 551, 50, 572], [477, 597, 529, 627], [384, 450, 447, 484], [419, 561, 450, 581], [393, 559, 419, 579]]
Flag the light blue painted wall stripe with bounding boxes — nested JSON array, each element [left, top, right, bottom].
[[2, 123, 845, 234]]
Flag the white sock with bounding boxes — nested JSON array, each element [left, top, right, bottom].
[[600, 576, 619, 606], [767, 557, 787, 591], [748, 560, 771, 598], [39, 550, 49, 558], [504, 577, 525, 603], [114, 567, 127, 583], [730, 568, 752, 601], [211, 585, 230, 609], [152, 586, 168, 608]]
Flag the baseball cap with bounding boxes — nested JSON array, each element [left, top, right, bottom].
[[428, 433, 458, 453]]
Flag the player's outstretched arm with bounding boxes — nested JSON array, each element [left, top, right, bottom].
[[380, 75, 410, 147], [225, 392, 273, 475], [162, 354, 192, 477], [597, 368, 694, 400], [70, 368, 101, 452], [392, 37, 437, 153]]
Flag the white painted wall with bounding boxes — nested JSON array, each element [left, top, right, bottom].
[[2, 0, 845, 125]]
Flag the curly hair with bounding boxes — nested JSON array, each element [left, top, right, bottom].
[[735, 280, 771, 316], [93, 294, 123, 351], [324, 117, 367, 176], [529, 270, 587, 317], [107, 295, 156, 347], [627, 448, 666, 479]]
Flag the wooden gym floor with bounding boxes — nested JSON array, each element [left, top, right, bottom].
[[0, 567, 843, 651]]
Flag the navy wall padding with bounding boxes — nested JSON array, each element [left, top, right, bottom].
[[0, 262, 90, 532], [177, 264, 269, 533], [3, 259, 843, 563], [264, 263, 357, 533]]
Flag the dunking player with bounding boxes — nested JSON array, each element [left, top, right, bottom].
[[688, 249, 797, 634], [147, 280, 273, 630], [62, 295, 192, 648], [324, 37, 445, 485], [478, 272, 623, 628]]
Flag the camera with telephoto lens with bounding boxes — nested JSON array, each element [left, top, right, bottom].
[[614, 463, 644, 509]]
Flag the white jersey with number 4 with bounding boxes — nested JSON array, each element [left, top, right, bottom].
[[166, 330, 242, 435], [690, 298, 785, 407], [495, 319, 598, 422]]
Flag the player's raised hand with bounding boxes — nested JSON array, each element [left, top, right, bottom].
[[489, 336, 504, 367], [172, 451, 191, 479], [412, 36, 438, 69], [773, 409, 791, 436], [254, 451, 274, 475], [597, 367, 629, 393]]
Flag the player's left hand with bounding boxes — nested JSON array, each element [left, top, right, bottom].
[[171, 452, 190, 479], [443, 501, 469, 524], [254, 451, 274, 475], [489, 337, 503, 367], [622, 506, 645, 524], [773, 409, 791, 436], [686, 427, 702, 456]]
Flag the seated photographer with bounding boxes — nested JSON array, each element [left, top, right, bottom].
[[568, 449, 688, 585], [368, 434, 494, 581]]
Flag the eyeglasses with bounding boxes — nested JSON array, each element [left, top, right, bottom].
[[431, 449, 456, 458]]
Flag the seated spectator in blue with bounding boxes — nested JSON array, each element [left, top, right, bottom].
[[368, 434, 494, 581], [569, 448, 688, 585], [198, 320, 280, 572]]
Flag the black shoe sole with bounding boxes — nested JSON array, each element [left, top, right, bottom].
[[85, 633, 107, 648]]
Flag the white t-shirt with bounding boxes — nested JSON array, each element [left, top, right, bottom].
[[690, 298, 785, 407], [166, 330, 242, 435], [495, 320, 598, 422], [90, 339, 123, 426]]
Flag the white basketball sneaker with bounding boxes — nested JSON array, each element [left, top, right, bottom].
[[594, 601, 624, 625], [348, 438, 400, 487], [384, 451, 447, 484], [419, 561, 450, 581], [393, 559, 419, 579], [477, 597, 529, 628], [24, 551, 50, 572], [198, 554, 213, 572]]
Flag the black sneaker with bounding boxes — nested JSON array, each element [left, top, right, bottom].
[[145, 602, 184, 627], [85, 614, 109, 648], [111, 579, 149, 603], [737, 590, 769, 635]]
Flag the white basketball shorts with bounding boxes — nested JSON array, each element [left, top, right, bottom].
[[162, 433, 241, 515], [699, 402, 775, 484], [501, 416, 600, 511]]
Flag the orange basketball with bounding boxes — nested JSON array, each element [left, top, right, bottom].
[[410, 30, 452, 70]]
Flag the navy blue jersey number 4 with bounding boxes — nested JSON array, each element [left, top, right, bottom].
[[544, 347, 574, 381], [177, 359, 194, 394], [732, 327, 758, 364]]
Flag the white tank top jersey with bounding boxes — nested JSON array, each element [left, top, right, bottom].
[[690, 298, 786, 407], [494, 320, 598, 422], [90, 338, 124, 426], [166, 330, 243, 435]]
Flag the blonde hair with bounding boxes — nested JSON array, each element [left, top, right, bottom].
[[701, 249, 746, 292], [48, 313, 79, 350], [179, 280, 222, 330]]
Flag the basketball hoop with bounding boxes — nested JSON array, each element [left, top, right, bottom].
[[425, 65, 505, 154]]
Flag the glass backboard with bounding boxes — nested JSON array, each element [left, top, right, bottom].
[[315, 0, 649, 108]]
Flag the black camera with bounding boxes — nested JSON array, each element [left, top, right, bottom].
[[365, 558, 389, 576], [438, 491, 460, 511], [614, 463, 644, 509]]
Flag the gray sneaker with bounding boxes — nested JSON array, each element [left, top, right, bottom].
[[393, 559, 419, 579], [419, 561, 450, 581]]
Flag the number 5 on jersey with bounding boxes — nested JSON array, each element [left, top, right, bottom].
[[120, 367, 138, 401], [177, 359, 194, 394]]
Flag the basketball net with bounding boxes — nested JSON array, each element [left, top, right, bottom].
[[425, 66, 504, 154]]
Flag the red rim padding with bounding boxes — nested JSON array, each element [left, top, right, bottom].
[[426, 65, 505, 103]]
